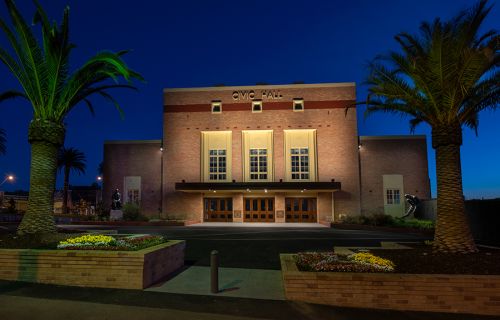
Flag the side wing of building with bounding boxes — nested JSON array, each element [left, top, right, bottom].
[[359, 136, 431, 217], [103, 140, 162, 217]]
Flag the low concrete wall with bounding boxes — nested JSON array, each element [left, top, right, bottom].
[[281, 254, 500, 316], [0, 240, 185, 289]]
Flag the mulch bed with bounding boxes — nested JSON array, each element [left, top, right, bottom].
[[370, 244, 500, 275], [0, 230, 82, 249]]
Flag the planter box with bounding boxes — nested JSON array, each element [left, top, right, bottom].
[[281, 254, 500, 316], [0, 240, 185, 289]]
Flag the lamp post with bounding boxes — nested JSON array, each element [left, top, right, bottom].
[[96, 176, 103, 204]]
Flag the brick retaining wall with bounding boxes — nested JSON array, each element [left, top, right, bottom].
[[281, 254, 500, 316], [0, 241, 185, 289]]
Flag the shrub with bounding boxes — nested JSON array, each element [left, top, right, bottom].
[[96, 201, 109, 221], [371, 213, 394, 226], [123, 203, 140, 221], [393, 218, 434, 229], [341, 213, 434, 229]]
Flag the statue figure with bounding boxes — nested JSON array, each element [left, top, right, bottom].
[[403, 194, 420, 218], [111, 189, 122, 210]]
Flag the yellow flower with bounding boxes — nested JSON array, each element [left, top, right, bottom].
[[59, 234, 115, 246], [350, 252, 395, 269]]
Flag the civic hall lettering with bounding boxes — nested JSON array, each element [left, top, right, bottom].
[[232, 90, 283, 101]]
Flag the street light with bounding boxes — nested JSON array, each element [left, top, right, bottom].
[[0, 175, 15, 186], [96, 176, 103, 204]]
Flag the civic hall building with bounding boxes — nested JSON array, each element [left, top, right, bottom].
[[103, 83, 430, 224]]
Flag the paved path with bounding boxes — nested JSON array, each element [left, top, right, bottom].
[[1, 280, 496, 320], [148, 266, 285, 300], [189, 222, 328, 228], [0, 295, 259, 320]]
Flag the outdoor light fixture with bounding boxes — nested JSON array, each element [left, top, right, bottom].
[[97, 176, 102, 181], [160, 147, 164, 152], [264, 189, 268, 193], [0, 174, 15, 186]]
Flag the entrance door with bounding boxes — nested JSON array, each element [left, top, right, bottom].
[[204, 198, 233, 222], [244, 198, 274, 222], [285, 198, 317, 222]]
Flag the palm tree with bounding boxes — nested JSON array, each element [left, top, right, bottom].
[[0, 0, 142, 234], [57, 147, 86, 214], [0, 128, 6, 155], [362, 0, 498, 253]]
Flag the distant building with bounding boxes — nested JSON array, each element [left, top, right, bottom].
[[103, 83, 430, 223]]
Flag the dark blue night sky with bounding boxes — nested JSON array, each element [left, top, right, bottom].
[[0, 0, 499, 198]]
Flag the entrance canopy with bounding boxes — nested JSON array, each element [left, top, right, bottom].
[[175, 181, 341, 193]]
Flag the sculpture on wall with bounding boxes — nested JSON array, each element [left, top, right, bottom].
[[111, 189, 122, 210], [403, 194, 420, 218]]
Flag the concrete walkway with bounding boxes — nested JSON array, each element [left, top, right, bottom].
[[148, 266, 285, 300], [189, 222, 327, 228]]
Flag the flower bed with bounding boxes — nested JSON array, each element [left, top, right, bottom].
[[57, 234, 166, 251], [281, 254, 500, 316], [0, 240, 185, 289], [296, 252, 395, 272]]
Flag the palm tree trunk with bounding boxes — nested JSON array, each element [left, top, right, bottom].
[[62, 167, 70, 214], [432, 125, 477, 253], [18, 120, 65, 235]]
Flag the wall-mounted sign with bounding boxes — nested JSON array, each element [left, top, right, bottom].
[[232, 90, 283, 101]]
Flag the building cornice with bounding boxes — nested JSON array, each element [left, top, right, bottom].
[[163, 82, 356, 93]]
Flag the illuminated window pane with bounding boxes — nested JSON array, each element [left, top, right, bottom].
[[249, 148, 268, 180], [209, 149, 227, 181], [291, 147, 309, 180]]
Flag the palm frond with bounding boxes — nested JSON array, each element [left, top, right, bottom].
[[57, 147, 86, 175], [361, 0, 499, 133], [4, 0, 48, 108], [0, 90, 27, 104], [0, 0, 143, 123]]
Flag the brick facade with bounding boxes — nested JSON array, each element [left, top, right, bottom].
[[103, 140, 162, 217], [102, 83, 430, 221], [359, 136, 431, 215]]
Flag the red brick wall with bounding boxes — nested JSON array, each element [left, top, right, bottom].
[[281, 254, 500, 316], [103, 141, 162, 217], [162, 84, 361, 219], [359, 136, 431, 216]]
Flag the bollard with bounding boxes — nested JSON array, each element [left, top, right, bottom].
[[210, 250, 219, 293]]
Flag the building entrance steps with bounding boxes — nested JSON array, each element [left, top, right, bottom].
[[188, 222, 328, 228], [146, 266, 285, 300]]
